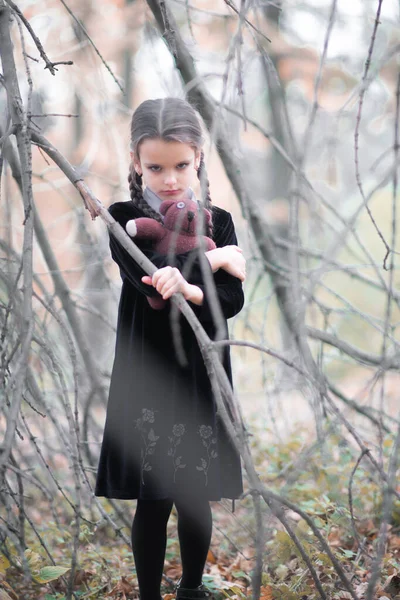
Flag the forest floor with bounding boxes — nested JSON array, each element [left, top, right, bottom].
[[2, 372, 400, 600]]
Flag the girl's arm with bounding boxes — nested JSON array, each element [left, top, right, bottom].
[[186, 208, 245, 321], [205, 245, 246, 281]]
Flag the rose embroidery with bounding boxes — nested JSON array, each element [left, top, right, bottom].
[[135, 408, 159, 484], [142, 409, 155, 423], [196, 424, 218, 485], [199, 425, 213, 439], [173, 423, 185, 436], [168, 423, 187, 482]]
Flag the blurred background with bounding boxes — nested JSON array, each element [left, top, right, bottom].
[[1, 0, 400, 598]]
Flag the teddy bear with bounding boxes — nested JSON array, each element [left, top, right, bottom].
[[125, 197, 216, 309]]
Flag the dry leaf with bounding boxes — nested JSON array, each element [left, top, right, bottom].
[[107, 575, 135, 598], [275, 564, 289, 581], [0, 556, 10, 576], [355, 582, 368, 596], [0, 582, 18, 600], [207, 549, 217, 564], [73, 568, 94, 586], [383, 574, 400, 595], [259, 585, 273, 600], [389, 536, 400, 550]]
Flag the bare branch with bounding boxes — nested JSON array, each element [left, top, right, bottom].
[[0, 1, 34, 476], [4, 0, 73, 75], [354, 0, 389, 267], [58, 0, 124, 93]]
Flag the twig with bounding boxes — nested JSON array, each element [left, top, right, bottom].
[[364, 69, 400, 600], [354, 0, 389, 268], [28, 113, 79, 118], [222, 0, 271, 43], [58, 0, 124, 93], [300, 0, 338, 166], [306, 326, 399, 370], [348, 449, 370, 557], [328, 382, 395, 433], [4, 0, 72, 75], [251, 493, 264, 600]]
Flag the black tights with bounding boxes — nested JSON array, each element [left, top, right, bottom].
[[131, 497, 212, 600]]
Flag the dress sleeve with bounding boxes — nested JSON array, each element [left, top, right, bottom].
[[108, 202, 214, 298], [188, 210, 245, 321]]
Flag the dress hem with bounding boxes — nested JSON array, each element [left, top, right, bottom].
[[94, 489, 242, 502]]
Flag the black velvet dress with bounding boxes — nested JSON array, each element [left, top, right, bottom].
[[94, 201, 244, 503]]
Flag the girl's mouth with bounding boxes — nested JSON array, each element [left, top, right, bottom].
[[162, 190, 181, 195]]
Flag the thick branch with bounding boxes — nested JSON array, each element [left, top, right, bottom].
[[0, 1, 34, 475]]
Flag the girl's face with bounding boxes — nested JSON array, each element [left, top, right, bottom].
[[131, 138, 201, 202]]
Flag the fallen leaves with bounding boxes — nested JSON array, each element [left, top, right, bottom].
[[207, 549, 218, 564], [259, 584, 273, 600], [0, 581, 18, 600], [382, 573, 400, 596], [106, 575, 136, 599]]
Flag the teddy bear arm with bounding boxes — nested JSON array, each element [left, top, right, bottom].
[[204, 237, 217, 251], [126, 217, 164, 242]]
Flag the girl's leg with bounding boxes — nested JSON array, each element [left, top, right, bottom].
[[175, 497, 212, 589], [131, 497, 174, 600]]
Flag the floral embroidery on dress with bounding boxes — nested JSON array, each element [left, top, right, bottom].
[[196, 425, 218, 485], [135, 408, 159, 485], [168, 423, 187, 482]]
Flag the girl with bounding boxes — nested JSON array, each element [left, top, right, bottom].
[[95, 98, 246, 600]]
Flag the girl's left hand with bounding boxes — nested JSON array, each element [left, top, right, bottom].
[[142, 266, 191, 301]]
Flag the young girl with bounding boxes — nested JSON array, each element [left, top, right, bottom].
[[95, 98, 246, 600]]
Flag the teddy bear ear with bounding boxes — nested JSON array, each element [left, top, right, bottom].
[[160, 199, 176, 216]]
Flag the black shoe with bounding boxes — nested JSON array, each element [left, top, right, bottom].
[[175, 579, 213, 599]]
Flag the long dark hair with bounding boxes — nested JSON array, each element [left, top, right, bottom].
[[128, 98, 213, 236]]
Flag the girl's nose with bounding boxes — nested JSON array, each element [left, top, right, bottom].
[[164, 172, 177, 186]]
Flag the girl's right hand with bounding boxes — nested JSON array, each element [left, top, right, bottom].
[[205, 246, 246, 281], [141, 266, 204, 305]]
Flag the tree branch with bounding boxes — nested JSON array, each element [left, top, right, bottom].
[[4, 0, 72, 74], [0, 1, 34, 478]]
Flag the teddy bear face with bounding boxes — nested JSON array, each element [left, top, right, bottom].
[[160, 197, 211, 237]]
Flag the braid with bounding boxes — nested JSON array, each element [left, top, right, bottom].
[[128, 164, 163, 223], [197, 151, 214, 239]]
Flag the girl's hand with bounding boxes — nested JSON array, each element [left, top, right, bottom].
[[205, 246, 246, 281], [142, 267, 204, 305]]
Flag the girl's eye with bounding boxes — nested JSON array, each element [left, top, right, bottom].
[[177, 202, 185, 209], [177, 163, 189, 170], [150, 166, 161, 172]]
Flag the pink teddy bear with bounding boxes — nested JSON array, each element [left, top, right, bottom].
[[126, 197, 216, 309]]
